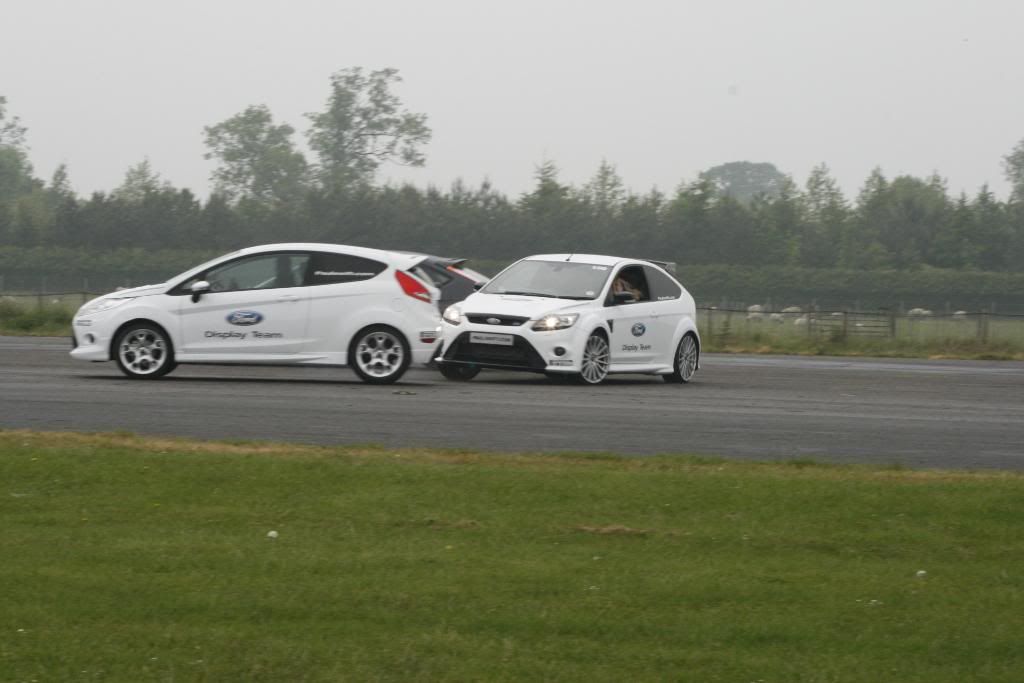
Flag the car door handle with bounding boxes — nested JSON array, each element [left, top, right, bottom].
[[277, 294, 301, 302]]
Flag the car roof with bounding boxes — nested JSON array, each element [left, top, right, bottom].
[[524, 254, 643, 268], [234, 243, 425, 267]]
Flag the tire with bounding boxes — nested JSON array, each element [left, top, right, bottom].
[[439, 363, 480, 381], [575, 331, 610, 385], [349, 325, 411, 384], [114, 322, 176, 379], [664, 333, 698, 384]]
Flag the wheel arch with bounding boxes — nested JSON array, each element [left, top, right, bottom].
[[346, 321, 410, 358], [109, 318, 175, 360], [671, 318, 701, 370]]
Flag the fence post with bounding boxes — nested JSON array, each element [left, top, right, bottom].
[[978, 310, 989, 344], [889, 311, 896, 338]]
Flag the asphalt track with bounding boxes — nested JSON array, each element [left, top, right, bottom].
[[2, 335, 1023, 470]]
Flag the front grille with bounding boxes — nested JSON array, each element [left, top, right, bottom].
[[466, 314, 529, 326], [443, 332, 546, 371]]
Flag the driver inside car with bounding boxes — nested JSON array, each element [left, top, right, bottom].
[[612, 274, 643, 301]]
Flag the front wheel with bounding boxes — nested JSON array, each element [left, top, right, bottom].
[[114, 322, 176, 379], [349, 325, 411, 384], [575, 332, 610, 385], [663, 333, 698, 384], [439, 363, 480, 381]]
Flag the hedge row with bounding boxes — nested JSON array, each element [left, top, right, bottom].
[[2, 248, 1022, 312]]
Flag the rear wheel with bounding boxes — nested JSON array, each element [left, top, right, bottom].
[[439, 363, 480, 381], [576, 332, 610, 385], [114, 322, 176, 379], [349, 325, 411, 384], [664, 333, 698, 384]]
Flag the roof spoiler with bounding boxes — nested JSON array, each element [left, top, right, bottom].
[[422, 255, 468, 268], [640, 258, 677, 274]]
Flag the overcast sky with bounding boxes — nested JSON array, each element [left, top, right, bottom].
[[4, 0, 1023, 201]]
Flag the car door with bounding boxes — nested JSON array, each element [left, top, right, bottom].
[[303, 250, 390, 352], [642, 264, 684, 362], [605, 265, 660, 364], [177, 252, 311, 356]]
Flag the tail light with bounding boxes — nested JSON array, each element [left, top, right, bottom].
[[395, 270, 432, 303]]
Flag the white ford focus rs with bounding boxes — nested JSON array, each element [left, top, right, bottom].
[[436, 254, 700, 384], [70, 243, 442, 384]]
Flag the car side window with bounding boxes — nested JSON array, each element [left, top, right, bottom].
[[307, 252, 387, 286], [606, 265, 650, 305], [643, 265, 682, 301], [180, 253, 310, 293]]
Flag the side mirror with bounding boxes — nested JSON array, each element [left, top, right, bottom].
[[612, 291, 637, 304], [473, 281, 486, 291], [190, 280, 211, 303]]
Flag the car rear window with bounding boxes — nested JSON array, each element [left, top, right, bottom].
[[644, 265, 682, 301], [308, 252, 387, 285]]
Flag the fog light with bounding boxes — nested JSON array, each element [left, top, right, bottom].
[[84, 333, 96, 344], [554, 346, 566, 356]]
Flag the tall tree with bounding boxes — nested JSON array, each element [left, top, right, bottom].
[[1005, 137, 1024, 204], [203, 105, 309, 204], [112, 159, 170, 203], [800, 163, 847, 267], [47, 164, 81, 245], [699, 161, 788, 204], [306, 67, 431, 188], [579, 159, 625, 213], [842, 168, 890, 268], [0, 96, 29, 150], [0, 96, 40, 244]]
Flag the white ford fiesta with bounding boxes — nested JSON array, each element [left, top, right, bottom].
[[70, 243, 442, 384], [436, 254, 700, 384]]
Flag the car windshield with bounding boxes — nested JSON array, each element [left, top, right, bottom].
[[481, 260, 611, 300]]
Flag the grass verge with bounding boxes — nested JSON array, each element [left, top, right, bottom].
[[2, 430, 1023, 681], [0, 298, 73, 336], [702, 332, 1024, 360]]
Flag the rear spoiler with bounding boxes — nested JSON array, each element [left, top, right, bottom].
[[640, 259, 677, 274]]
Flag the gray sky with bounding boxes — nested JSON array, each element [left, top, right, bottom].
[[4, 0, 1023, 200]]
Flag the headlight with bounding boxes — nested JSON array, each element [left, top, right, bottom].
[[531, 313, 579, 331], [442, 304, 463, 325], [78, 297, 135, 316]]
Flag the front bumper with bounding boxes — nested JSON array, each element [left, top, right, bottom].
[[437, 324, 583, 373], [69, 319, 111, 361]]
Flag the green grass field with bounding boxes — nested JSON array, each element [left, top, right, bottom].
[[2, 431, 1023, 681]]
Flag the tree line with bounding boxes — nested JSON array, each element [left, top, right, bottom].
[[2, 71, 1024, 275]]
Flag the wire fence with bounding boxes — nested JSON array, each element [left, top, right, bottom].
[[698, 306, 1024, 345], [1, 291, 100, 308], [3, 291, 1024, 346]]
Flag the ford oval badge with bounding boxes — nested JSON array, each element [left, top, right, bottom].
[[631, 322, 646, 337], [486, 317, 502, 325], [227, 310, 264, 326]]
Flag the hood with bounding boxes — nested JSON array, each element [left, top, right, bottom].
[[461, 292, 590, 319], [107, 283, 167, 298]]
